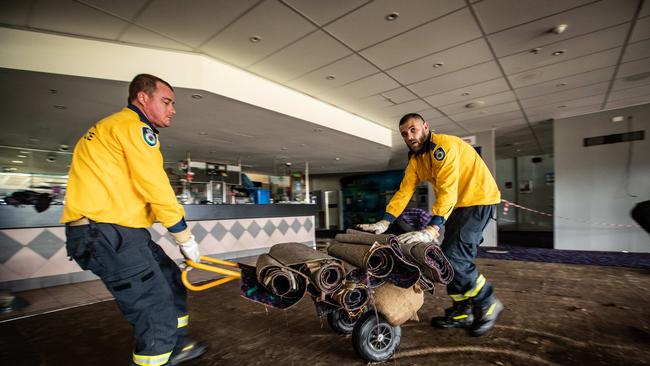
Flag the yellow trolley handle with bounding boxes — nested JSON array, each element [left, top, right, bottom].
[[181, 256, 242, 292]]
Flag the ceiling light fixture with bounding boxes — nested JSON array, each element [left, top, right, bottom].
[[552, 50, 565, 56], [191, 94, 203, 99], [49, 89, 58, 94], [461, 92, 471, 96], [530, 48, 541, 55], [335, 157, 341, 161], [611, 116, 625, 123], [17, 154, 27, 158], [58, 144, 69, 151], [325, 75, 336, 80], [53, 105, 67, 110], [385, 12, 399, 21], [249, 35, 262, 43], [281, 147, 288, 151], [465, 101, 485, 109], [551, 24, 568, 35], [433, 62, 444, 68], [557, 105, 567, 109], [556, 82, 567, 87], [12, 160, 23, 164]]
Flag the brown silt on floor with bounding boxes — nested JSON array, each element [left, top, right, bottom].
[[1, 258, 649, 365]]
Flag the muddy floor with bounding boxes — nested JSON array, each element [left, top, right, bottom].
[[1, 258, 649, 366]]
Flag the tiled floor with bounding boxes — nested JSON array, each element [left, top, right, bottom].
[[0, 255, 260, 323]]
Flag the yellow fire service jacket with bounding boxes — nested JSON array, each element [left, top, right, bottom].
[[61, 105, 187, 232], [384, 132, 501, 226]]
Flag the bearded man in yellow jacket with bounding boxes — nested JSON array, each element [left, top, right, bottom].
[[358, 113, 503, 337]]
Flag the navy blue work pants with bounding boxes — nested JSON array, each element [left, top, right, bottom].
[[441, 205, 496, 307], [65, 222, 189, 361]]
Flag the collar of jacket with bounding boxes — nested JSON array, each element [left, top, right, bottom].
[[127, 104, 159, 134], [407, 131, 435, 159]]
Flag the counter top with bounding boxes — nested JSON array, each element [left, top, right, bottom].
[[0, 204, 318, 229]]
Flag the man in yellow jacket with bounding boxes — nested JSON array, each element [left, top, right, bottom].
[[358, 113, 503, 337], [61, 74, 205, 365]]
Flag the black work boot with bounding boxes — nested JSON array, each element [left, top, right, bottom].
[[169, 341, 207, 365], [431, 300, 474, 328], [470, 298, 503, 337]]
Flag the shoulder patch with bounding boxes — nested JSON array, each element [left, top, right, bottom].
[[141, 126, 158, 147], [434, 146, 446, 161]]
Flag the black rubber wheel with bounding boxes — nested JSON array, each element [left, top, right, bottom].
[[352, 311, 401, 362], [327, 308, 362, 335]]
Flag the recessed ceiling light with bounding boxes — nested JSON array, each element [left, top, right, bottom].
[[552, 50, 565, 56], [325, 75, 336, 80], [335, 157, 341, 161], [530, 48, 541, 55], [432, 62, 444, 68], [58, 144, 69, 151], [611, 116, 625, 123], [465, 101, 485, 109], [249, 35, 262, 43], [12, 160, 23, 164], [556, 82, 567, 87], [557, 105, 567, 109], [53, 105, 67, 110], [3, 167, 17, 172], [20, 151, 29, 154], [461, 92, 471, 96], [49, 89, 58, 94], [385, 12, 399, 21], [17, 155, 27, 158], [551, 24, 568, 35], [299, 143, 306, 147], [281, 147, 288, 151], [198, 132, 208, 136], [191, 94, 203, 99]]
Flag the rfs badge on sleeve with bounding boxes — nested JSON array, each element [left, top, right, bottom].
[[142, 127, 158, 147], [434, 146, 446, 161]]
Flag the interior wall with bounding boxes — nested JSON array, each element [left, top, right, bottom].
[[496, 158, 516, 229], [472, 129, 497, 247], [555, 103, 650, 252], [515, 154, 555, 231], [496, 155, 555, 231]]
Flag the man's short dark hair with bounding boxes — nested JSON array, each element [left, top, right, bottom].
[[399, 113, 425, 126], [128, 74, 173, 103]]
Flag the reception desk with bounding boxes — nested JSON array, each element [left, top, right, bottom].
[[0, 204, 317, 291]]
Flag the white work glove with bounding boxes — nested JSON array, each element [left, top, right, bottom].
[[397, 225, 440, 245], [178, 235, 201, 263], [356, 220, 390, 234]]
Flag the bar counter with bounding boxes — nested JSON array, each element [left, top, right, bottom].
[[0, 204, 317, 291]]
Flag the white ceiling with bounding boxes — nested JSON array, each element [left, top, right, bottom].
[[1, 0, 650, 174]]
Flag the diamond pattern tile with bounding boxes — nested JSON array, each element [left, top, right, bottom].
[[211, 222, 228, 241], [304, 218, 313, 232], [192, 223, 208, 243], [263, 221, 276, 236], [27, 230, 65, 260], [0, 232, 24, 263], [277, 220, 289, 235], [291, 218, 301, 233], [247, 221, 261, 238], [230, 222, 246, 240]]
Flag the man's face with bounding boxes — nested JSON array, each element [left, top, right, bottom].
[[399, 118, 429, 151], [140, 82, 176, 128]]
